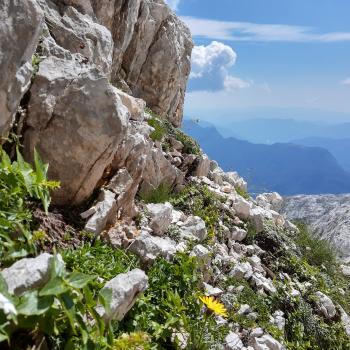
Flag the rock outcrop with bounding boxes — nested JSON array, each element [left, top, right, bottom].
[[91, 0, 193, 126], [1, 0, 192, 207], [0, 0, 43, 137], [23, 56, 129, 205], [282, 194, 350, 259]]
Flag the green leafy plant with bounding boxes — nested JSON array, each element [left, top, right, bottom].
[[31, 53, 42, 80], [113, 331, 152, 350], [0, 255, 114, 349], [0, 148, 59, 264], [147, 118, 167, 142], [62, 240, 140, 296]]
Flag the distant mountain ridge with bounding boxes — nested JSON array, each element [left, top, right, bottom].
[[292, 137, 350, 172], [183, 120, 350, 195], [216, 118, 350, 144]]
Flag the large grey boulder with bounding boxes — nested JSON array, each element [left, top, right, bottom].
[[0, 0, 43, 137], [1, 253, 53, 296], [256, 192, 283, 212], [23, 57, 128, 205], [223, 172, 248, 193], [91, 0, 193, 126], [339, 306, 350, 337], [227, 227, 247, 242], [97, 269, 148, 322], [129, 231, 178, 263], [315, 291, 336, 319], [179, 216, 207, 242], [146, 202, 173, 235], [231, 196, 252, 220]]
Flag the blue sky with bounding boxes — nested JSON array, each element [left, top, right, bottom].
[[166, 0, 350, 124]]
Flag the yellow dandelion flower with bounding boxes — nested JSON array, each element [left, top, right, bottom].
[[199, 296, 228, 317]]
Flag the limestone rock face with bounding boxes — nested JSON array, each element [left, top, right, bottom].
[[36, 0, 113, 75], [91, 0, 193, 126], [23, 57, 128, 205], [282, 194, 350, 258], [0, 0, 43, 137], [141, 147, 184, 193]]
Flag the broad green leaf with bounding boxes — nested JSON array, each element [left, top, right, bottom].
[[0, 333, 9, 343], [39, 277, 69, 296], [15, 148, 34, 195], [65, 272, 96, 289], [61, 293, 77, 334], [99, 288, 112, 316], [0, 276, 9, 296], [17, 291, 53, 316], [33, 148, 48, 182]]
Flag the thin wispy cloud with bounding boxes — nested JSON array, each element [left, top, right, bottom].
[[341, 78, 350, 85], [165, 0, 181, 11], [181, 16, 350, 42]]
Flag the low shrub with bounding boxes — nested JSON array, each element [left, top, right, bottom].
[[294, 223, 336, 271], [147, 118, 166, 142], [138, 183, 172, 204]]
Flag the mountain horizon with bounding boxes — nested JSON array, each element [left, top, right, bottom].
[[183, 119, 350, 195]]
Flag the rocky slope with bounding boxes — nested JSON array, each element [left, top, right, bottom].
[[0, 1, 350, 349], [282, 194, 350, 259]]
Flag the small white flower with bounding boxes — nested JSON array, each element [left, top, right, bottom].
[[0, 293, 17, 316]]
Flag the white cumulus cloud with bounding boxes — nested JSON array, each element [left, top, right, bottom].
[[189, 41, 250, 92]]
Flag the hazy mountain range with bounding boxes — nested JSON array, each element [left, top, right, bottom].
[[291, 137, 350, 172], [184, 120, 350, 195], [217, 118, 350, 144]]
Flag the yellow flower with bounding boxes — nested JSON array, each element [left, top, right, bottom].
[[199, 296, 228, 317]]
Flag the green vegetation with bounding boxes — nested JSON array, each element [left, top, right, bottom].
[[0, 148, 59, 265], [235, 187, 250, 200], [31, 53, 42, 79], [170, 183, 225, 240], [138, 183, 172, 204], [223, 277, 283, 340], [62, 241, 140, 296], [145, 108, 201, 155], [147, 117, 167, 142], [294, 222, 336, 271], [0, 254, 114, 349], [120, 253, 229, 349]]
